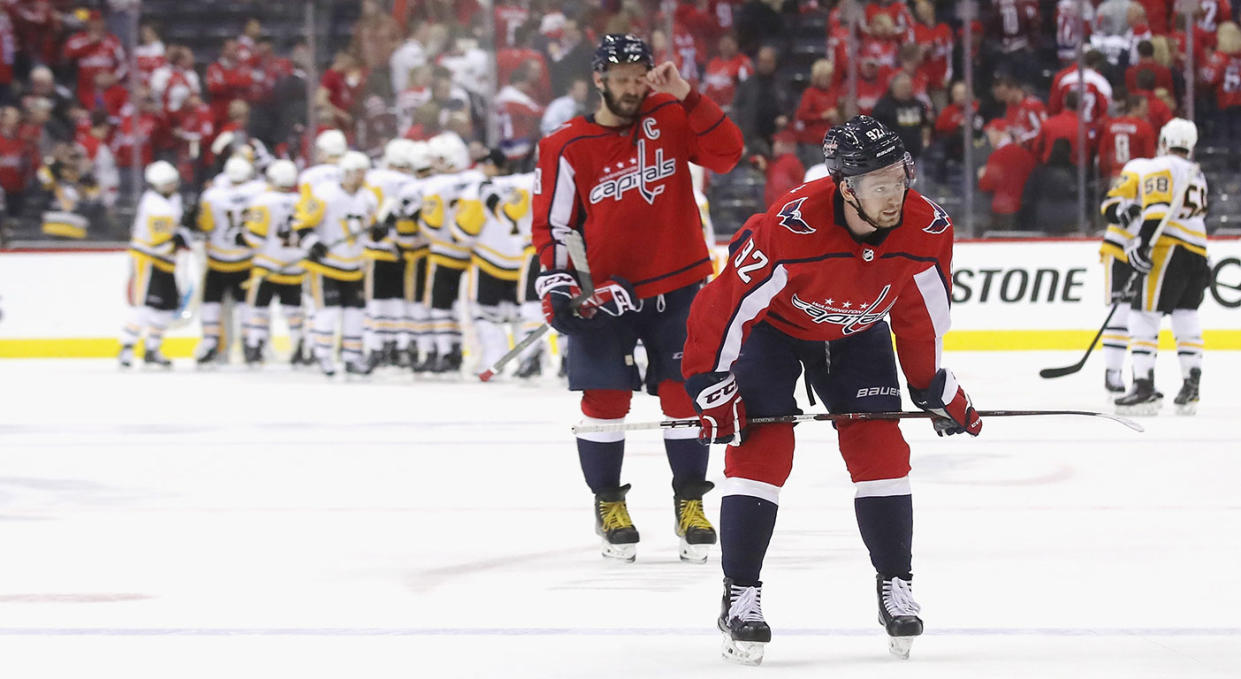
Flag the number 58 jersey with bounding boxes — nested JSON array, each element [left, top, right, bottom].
[[1100, 154, 1208, 261], [681, 178, 955, 392]]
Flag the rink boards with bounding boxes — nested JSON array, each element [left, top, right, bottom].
[[1, 238, 1239, 357]]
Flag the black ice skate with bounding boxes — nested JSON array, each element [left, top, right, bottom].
[[1114, 371, 1163, 416], [397, 344, 413, 369], [118, 344, 134, 368], [317, 354, 336, 377], [412, 348, 437, 374], [1104, 369, 1126, 393], [382, 341, 400, 367], [143, 347, 172, 369], [244, 341, 264, 367], [877, 575, 923, 659], [289, 340, 311, 368], [718, 578, 771, 665], [195, 345, 218, 369], [593, 484, 639, 562], [345, 358, 373, 378], [1173, 367, 1200, 415], [514, 347, 543, 379], [432, 345, 462, 374], [673, 480, 716, 563]]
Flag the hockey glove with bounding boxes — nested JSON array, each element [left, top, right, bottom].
[[535, 269, 597, 335], [172, 227, 193, 250], [686, 372, 747, 446], [369, 221, 390, 242], [908, 368, 982, 437], [582, 277, 642, 318], [1124, 238, 1154, 274], [301, 234, 328, 263]]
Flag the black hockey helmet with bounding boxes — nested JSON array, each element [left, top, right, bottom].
[[822, 115, 914, 183], [592, 34, 654, 73]]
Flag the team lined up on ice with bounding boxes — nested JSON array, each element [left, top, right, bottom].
[[119, 129, 553, 379]]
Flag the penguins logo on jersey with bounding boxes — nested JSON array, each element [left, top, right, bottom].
[[790, 284, 897, 334]]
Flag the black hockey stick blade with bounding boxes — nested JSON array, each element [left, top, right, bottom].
[[1039, 298, 1125, 379]]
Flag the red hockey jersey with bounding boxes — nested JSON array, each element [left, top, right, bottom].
[[681, 179, 954, 391], [532, 89, 743, 299]]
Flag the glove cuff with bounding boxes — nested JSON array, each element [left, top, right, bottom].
[[534, 270, 579, 298]]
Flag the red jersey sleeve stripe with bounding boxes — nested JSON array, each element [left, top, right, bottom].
[[714, 264, 790, 372]]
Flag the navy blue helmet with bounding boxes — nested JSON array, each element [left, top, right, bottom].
[[822, 115, 913, 182], [592, 34, 654, 73]]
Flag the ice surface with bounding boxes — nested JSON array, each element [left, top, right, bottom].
[[0, 352, 1238, 678]]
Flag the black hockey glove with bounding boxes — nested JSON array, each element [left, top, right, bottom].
[[369, 221, 389, 242], [301, 234, 327, 263], [1124, 238, 1153, 274], [908, 368, 982, 437]]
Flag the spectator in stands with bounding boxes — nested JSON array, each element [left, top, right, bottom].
[[150, 46, 201, 125], [171, 91, 214, 183], [76, 110, 118, 208], [439, 33, 493, 104], [854, 55, 892, 116], [734, 0, 785, 55], [872, 72, 931, 161], [35, 142, 106, 239], [429, 65, 472, 129], [403, 103, 441, 141], [912, 0, 952, 101], [62, 10, 128, 110], [1018, 138, 1081, 234], [0, 9, 14, 107], [546, 18, 593, 98], [352, 0, 401, 96], [8, 0, 59, 73], [497, 23, 552, 106], [0, 106, 30, 216], [1049, 50, 1113, 132], [540, 77, 588, 136], [1136, 0, 1170, 36], [396, 64, 433, 132], [495, 61, 544, 168], [112, 90, 170, 171], [1055, 0, 1095, 66], [92, 70, 129, 125], [977, 120, 1036, 231], [1126, 40, 1174, 94], [731, 44, 792, 147], [21, 96, 63, 159], [1133, 68, 1174, 131], [1206, 22, 1241, 159], [318, 50, 368, 130], [24, 66, 74, 129], [236, 16, 263, 66], [894, 43, 932, 108], [992, 74, 1047, 149], [207, 40, 254, 128], [134, 22, 167, 87], [270, 40, 310, 153], [702, 32, 752, 112], [861, 12, 900, 68], [1097, 94, 1156, 179], [933, 81, 980, 165], [1033, 90, 1091, 167], [760, 130, 804, 208], [982, 0, 1041, 86], [794, 59, 840, 147], [390, 20, 429, 96]]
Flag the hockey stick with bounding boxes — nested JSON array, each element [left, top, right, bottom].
[[1040, 163, 1194, 379], [570, 409, 1145, 434], [477, 230, 593, 381]]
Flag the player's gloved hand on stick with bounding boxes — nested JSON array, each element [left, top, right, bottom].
[[301, 234, 328, 263], [369, 221, 390, 242], [172, 227, 193, 250], [686, 371, 747, 446], [582, 277, 641, 318], [908, 368, 982, 437], [1124, 238, 1154, 274]]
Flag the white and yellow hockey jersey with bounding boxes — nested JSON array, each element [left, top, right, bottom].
[[298, 163, 341, 196], [128, 189, 184, 273], [198, 178, 265, 271], [243, 187, 304, 284], [1100, 154, 1208, 262], [392, 176, 429, 263], [418, 168, 485, 269], [292, 180, 379, 281], [456, 172, 533, 280], [365, 167, 419, 263]]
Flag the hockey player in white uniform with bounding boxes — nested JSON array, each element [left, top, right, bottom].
[[293, 151, 379, 376], [241, 160, 305, 367], [389, 141, 436, 371], [1105, 118, 1209, 415], [416, 132, 484, 374], [363, 139, 422, 368], [195, 156, 265, 365], [119, 161, 191, 368], [298, 129, 347, 195]]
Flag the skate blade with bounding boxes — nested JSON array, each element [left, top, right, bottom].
[[678, 539, 710, 564], [1115, 399, 1162, 416], [600, 542, 636, 562], [1174, 402, 1198, 416], [721, 635, 765, 665], [888, 635, 915, 660]]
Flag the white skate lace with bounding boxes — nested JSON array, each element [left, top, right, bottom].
[[882, 578, 921, 617], [729, 585, 765, 623]]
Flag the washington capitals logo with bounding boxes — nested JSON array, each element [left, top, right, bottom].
[[921, 195, 951, 234], [777, 197, 814, 234], [790, 284, 897, 334], [588, 138, 676, 205]]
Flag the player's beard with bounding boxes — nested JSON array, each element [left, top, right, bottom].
[[601, 85, 645, 122]]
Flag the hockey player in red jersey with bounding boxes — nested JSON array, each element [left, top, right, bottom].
[[681, 116, 982, 665], [531, 34, 743, 564]]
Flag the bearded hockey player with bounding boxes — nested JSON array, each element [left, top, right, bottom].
[[531, 34, 743, 563], [681, 116, 982, 664]]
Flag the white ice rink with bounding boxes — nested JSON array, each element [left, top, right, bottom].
[[1, 352, 1238, 678]]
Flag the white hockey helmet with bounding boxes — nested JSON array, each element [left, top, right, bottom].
[[338, 150, 371, 184], [1158, 117, 1198, 156], [224, 155, 254, 184], [428, 132, 470, 173], [382, 138, 417, 170], [266, 159, 298, 188], [315, 128, 348, 161], [144, 160, 179, 190], [409, 140, 433, 173]]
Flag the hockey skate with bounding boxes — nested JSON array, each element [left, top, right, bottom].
[[289, 340, 311, 368], [1114, 372, 1163, 416], [673, 480, 716, 563], [317, 355, 336, 377], [345, 359, 373, 378], [1104, 369, 1126, 394], [412, 349, 437, 374], [718, 578, 770, 665], [593, 484, 639, 562], [432, 345, 463, 375], [143, 347, 172, 369], [396, 345, 413, 369], [382, 341, 400, 367], [877, 575, 923, 659], [244, 341, 264, 368], [118, 344, 134, 368], [514, 348, 543, 379], [195, 344, 219, 369], [1173, 368, 1200, 415]]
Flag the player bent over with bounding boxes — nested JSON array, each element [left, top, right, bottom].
[[531, 34, 743, 562], [1111, 118, 1209, 415], [681, 117, 982, 664], [119, 161, 192, 368], [241, 160, 305, 366], [293, 151, 379, 377]]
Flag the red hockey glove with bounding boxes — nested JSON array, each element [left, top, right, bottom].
[[535, 269, 594, 335], [908, 368, 982, 437], [686, 372, 747, 446], [581, 277, 642, 318]]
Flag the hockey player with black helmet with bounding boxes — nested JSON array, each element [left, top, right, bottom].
[[682, 115, 982, 664]]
